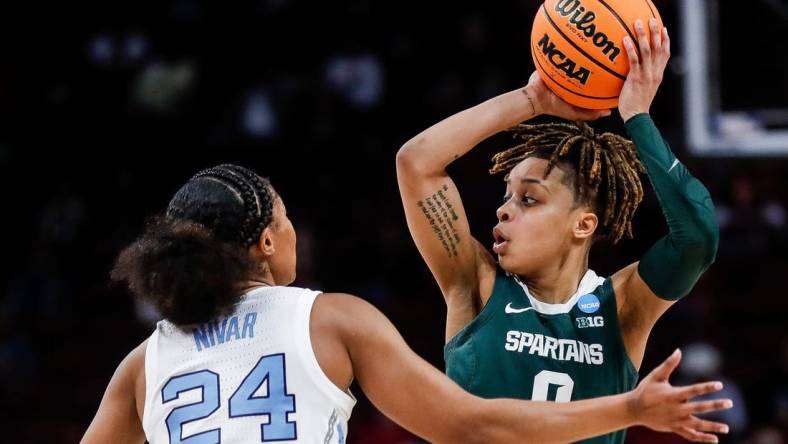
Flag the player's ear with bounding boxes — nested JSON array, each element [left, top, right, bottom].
[[573, 211, 598, 240], [257, 226, 276, 257]]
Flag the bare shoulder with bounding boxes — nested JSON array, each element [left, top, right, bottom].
[[125, 339, 148, 419], [82, 339, 148, 444], [312, 292, 405, 353], [313, 292, 368, 311], [308, 293, 380, 392], [108, 339, 147, 395], [312, 293, 384, 334], [309, 292, 411, 393], [126, 339, 148, 368]]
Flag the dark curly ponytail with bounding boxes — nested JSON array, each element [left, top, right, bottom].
[[111, 164, 277, 326]]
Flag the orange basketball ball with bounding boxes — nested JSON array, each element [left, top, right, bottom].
[[531, 0, 663, 109]]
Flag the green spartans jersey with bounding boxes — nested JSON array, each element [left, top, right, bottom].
[[445, 267, 638, 444]]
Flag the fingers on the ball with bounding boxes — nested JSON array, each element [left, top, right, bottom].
[[663, 27, 671, 55], [635, 20, 651, 56], [678, 426, 720, 443], [688, 416, 730, 434], [649, 18, 661, 50], [687, 398, 734, 414], [624, 37, 639, 65], [677, 381, 723, 400]]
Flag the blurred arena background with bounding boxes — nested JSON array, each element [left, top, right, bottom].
[[2, 0, 787, 442]]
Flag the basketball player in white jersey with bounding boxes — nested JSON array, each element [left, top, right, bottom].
[[82, 164, 732, 444]]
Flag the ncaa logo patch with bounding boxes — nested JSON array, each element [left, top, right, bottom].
[[577, 293, 601, 314]]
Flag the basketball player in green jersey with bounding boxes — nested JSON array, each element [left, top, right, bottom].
[[397, 19, 716, 444]]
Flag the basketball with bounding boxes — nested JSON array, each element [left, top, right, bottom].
[[531, 0, 663, 109]]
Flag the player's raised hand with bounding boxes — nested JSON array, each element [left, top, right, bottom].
[[630, 349, 732, 443], [618, 18, 671, 122], [525, 71, 611, 121]]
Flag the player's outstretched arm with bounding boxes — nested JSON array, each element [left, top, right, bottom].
[[81, 341, 147, 444], [396, 75, 609, 340], [324, 293, 731, 444], [613, 19, 719, 369]]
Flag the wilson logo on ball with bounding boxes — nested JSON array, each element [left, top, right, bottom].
[[554, 0, 621, 62], [531, 0, 662, 108], [537, 34, 591, 85]]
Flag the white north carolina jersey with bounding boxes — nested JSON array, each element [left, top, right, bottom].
[[142, 285, 356, 444]]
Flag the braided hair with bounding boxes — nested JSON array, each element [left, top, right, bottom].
[[111, 164, 277, 325], [490, 121, 645, 243]]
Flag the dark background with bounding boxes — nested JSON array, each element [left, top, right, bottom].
[[2, 0, 787, 443]]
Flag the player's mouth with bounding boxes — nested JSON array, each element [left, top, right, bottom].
[[493, 226, 509, 254]]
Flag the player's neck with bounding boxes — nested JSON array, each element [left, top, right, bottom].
[[240, 271, 278, 294], [520, 253, 589, 305]]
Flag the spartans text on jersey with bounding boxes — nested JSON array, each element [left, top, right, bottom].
[[504, 330, 604, 365]]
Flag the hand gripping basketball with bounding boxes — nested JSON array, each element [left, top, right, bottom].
[[531, 0, 663, 109], [618, 18, 670, 122], [525, 71, 611, 121]]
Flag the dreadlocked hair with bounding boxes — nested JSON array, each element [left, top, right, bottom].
[[490, 121, 645, 244], [111, 164, 277, 326]]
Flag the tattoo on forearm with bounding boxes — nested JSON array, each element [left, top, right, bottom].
[[416, 184, 462, 258]]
